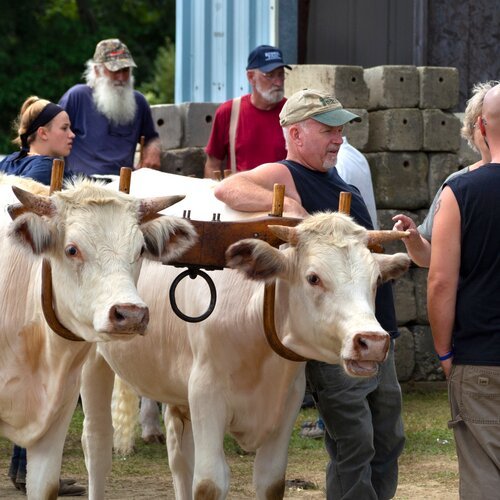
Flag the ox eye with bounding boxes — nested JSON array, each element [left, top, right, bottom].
[[307, 273, 321, 286], [65, 245, 79, 257], [140, 246, 146, 256]]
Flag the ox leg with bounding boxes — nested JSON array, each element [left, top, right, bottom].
[[189, 372, 230, 499], [140, 396, 165, 444], [26, 391, 80, 500], [253, 376, 305, 500], [80, 347, 115, 500], [165, 404, 194, 500]]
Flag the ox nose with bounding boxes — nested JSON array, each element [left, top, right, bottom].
[[353, 332, 389, 362], [109, 304, 150, 334]]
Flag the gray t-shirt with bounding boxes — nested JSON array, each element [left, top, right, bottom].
[[418, 166, 470, 241]]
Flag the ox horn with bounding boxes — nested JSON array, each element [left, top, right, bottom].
[[269, 225, 299, 245], [138, 195, 186, 223], [11, 186, 56, 217], [367, 230, 410, 246]]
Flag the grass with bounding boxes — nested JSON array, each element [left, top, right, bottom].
[[0, 389, 457, 498]]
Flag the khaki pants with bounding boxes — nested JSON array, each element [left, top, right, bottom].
[[448, 364, 500, 500]]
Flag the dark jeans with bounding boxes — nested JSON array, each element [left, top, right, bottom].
[[9, 445, 27, 483], [306, 341, 404, 500]]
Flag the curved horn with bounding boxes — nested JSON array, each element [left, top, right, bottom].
[[269, 225, 299, 245], [12, 186, 56, 217], [138, 195, 186, 223], [367, 230, 410, 246]]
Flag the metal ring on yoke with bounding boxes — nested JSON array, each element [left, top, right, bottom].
[[169, 268, 217, 322]]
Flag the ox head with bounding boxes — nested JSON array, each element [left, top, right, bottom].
[[226, 212, 410, 377], [7, 179, 197, 341]]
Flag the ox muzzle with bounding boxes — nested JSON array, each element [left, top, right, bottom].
[[107, 303, 150, 335], [343, 332, 390, 377]]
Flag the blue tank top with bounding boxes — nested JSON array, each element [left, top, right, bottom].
[[446, 163, 500, 365], [280, 160, 398, 337]]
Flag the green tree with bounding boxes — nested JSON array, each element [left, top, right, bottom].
[[138, 37, 175, 104], [0, 0, 175, 153]]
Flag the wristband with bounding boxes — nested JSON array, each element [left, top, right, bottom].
[[438, 350, 454, 361]]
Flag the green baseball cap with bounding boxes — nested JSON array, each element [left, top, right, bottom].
[[93, 39, 137, 71], [280, 88, 361, 127]]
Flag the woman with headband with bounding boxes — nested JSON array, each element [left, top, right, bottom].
[[2, 97, 85, 496], [0, 96, 75, 185]]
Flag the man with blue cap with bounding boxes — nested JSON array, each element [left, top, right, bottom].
[[204, 44, 291, 178]]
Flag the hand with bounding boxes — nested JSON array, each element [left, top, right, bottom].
[[440, 358, 453, 379], [392, 213, 416, 233], [138, 141, 161, 170]]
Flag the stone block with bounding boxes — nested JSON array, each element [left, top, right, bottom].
[[418, 66, 459, 110], [395, 327, 415, 382], [151, 104, 183, 150], [422, 109, 461, 152], [393, 273, 417, 325], [344, 109, 369, 151], [427, 153, 459, 199], [366, 153, 429, 210], [180, 102, 220, 148], [412, 267, 429, 325], [412, 326, 445, 381], [367, 109, 423, 151], [160, 147, 206, 178], [285, 64, 369, 108], [364, 65, 419, 110]]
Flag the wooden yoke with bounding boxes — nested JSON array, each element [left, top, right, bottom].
[[168, 181, 301, 270], [42, 159, 85, 342]]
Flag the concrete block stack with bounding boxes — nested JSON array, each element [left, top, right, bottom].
[[363, 65, 461, 383], [151, 102, 220, 177]]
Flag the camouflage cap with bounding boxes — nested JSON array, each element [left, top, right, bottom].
[[279, 88, 361, 127], [93, 39, 137, 71]]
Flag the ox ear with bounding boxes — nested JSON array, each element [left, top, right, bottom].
[[8, 212, 55, 255], [140, 215, 198, 262], [226, 238, 288, 282], [374, 253, 411, 283]]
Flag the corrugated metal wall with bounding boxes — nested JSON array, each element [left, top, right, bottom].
[[175, 0, 279, 103]]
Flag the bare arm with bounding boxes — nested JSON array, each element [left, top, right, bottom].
[[214, 162, 309, 217], [138, 138, 161, 170], [427, 187, 461, 378], [392, 214, 432, 267], [204, 155, 223, 179]]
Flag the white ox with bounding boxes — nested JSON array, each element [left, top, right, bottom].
[[80, 170, 411, 499], [0, 174, 197, 500]]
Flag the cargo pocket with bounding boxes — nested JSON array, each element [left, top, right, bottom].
[[458, 366, 500, 425]]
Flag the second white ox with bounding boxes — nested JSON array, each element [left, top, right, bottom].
[[0, 175, 197, 500], [80, 171, 410, 499]]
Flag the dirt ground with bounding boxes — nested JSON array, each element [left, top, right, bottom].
[[0, 455, 458, 499]]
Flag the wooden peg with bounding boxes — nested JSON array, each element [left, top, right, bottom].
[[49, 159, 65, 195], [269, 184, 285, 217], [338, 191, 352, 214], [119, 167, 132, 194]]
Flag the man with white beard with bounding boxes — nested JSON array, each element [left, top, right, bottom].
[[59, 38, 160, 176], [204, 44, 291, 178]]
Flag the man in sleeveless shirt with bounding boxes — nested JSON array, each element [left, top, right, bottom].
[[428, 83, 500, 499], [215, 89, 404, 500], [204, 45, 290, 178]]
